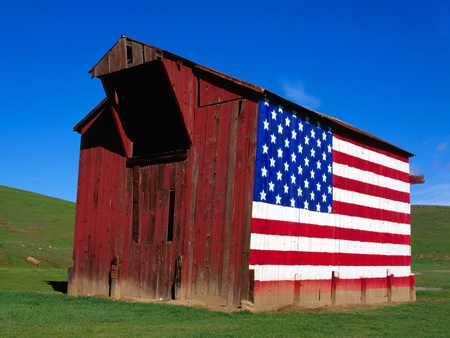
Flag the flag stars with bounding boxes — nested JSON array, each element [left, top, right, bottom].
[[260, 190, 266, 201], [291, 174, 296, 184], [271, 134, 276, 143], [304, 179, 309, 188], [298, 144, 303, 153], [284, 184, 289, 194], [310, 191, 315, 200], [327, 144, 332, 153], [262, 144, 268, 154], [270, 157, 276, 167], [328, 185, 332, 194], [303, 200, 309, 209], [284, 162, 289, 171], [316, 203, 321, 212], [328, 205, 332, 213], [322, 173, 327, 182], [298, 165, 303, 175], [285, 139, 290, 148], [290, 198, 296, 207], [269, 181, 275, 191], [292, 129, 297, 139], [328, 164, 332, 173], [322, 193, 327, 202], [310, 129, 315, 138], [261, 166, 268, 177], [316, 139, 322, 148], [310, 169, 315, 179], [263, 120, 269, 130], [291, 153, 296, 162], [277, 148, 283, 158], [275, 195, 282, 205], [285, 117, 290, 127], [310, 148, 315, 157], [322, 132, 327, 141], [299, 122, 303, 131], [304, 135, 309, 144], [316, 182, 321, 191], [271, 110, 277, 120], [316, 160, 321, 169], [304, 157, 310, 167], [278, 124, 283, 134], [297, 187, 302, 196], [322, 152, 326, 161], [276, 171, 283, 181]]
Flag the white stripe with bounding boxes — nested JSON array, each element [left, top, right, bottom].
[[252, 202, 411, 235], [333, 136, 409, 173], [250, 264, 411, 281], [333, 188, 410, 214], [333, 162, 410, 193], [250, 233, 411, 256]]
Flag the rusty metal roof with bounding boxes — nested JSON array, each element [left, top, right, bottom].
[[88, 36, 413, 158]]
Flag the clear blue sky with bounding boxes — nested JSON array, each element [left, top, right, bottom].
[[1, 1, 449, 205]]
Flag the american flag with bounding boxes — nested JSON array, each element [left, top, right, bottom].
[[250, 100, 411, 296]]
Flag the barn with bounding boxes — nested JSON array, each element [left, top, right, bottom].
[[68, 36, 418, 308]]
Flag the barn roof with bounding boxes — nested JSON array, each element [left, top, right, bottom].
[[85, 36, 413, 158]]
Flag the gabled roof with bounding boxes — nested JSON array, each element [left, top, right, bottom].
[[87, 36, 413, 158]]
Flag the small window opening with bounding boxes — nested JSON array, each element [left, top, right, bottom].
[[167, 190, 175, 242], [127, 45, 133, 65]]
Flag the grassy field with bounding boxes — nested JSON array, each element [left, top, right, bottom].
[[0, 185, 449, 336]]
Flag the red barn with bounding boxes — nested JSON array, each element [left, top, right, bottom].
[[68, 36, 417, 308]]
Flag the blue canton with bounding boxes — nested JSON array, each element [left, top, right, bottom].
[[253, 100, 333, 213]]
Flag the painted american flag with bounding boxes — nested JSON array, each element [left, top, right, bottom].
[[250, 100, 411, 290]]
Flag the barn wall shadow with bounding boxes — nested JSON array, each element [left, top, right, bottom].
[[46, 281, 68, 294]]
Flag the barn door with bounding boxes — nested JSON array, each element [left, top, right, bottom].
[[129, 164, 176, 300]]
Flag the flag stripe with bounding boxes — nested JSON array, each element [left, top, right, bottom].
[[250, 233, 411, 256], [250, 266, 412, 281], [333, 135, 409, 171], [250, 250, 410, 267], [251, 218, 411, 245], [333, 188, 410, 214], [333, 175, 410, 203], [333, 200, 410, 224], [333, 151, 410, 183], [252, 202, 410, 235]]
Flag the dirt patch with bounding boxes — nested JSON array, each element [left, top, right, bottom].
[[26, 256, 40, 265]]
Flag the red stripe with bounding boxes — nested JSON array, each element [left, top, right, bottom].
[[251, 218, 411, 245], [333, 201, 410, 224], [333, 150, 410, 183], [334, 134, 409, 164], [249, 250, 411, 266], [333, 175, 410, 203]]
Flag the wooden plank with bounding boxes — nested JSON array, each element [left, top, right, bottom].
[[110, 104, 133, 158], [410, 174, 425, 185], [131, 41, 144, 66], [198, 77, 242, 107]]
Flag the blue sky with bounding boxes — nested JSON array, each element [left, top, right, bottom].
[[1, 1, 449, 205]]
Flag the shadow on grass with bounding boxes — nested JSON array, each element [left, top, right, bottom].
[[46, 281, 68, 294]]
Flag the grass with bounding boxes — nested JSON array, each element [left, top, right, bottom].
[[0, 186, 449, 336]]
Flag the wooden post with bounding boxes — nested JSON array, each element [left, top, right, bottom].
[[109, 255, 121, 298], [331, 271, 339, 305], [173, 255, 184, 300], [409, 274, 416, 301], [387, 270, 393, 303]]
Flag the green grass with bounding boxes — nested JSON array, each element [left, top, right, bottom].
[[0, 186, 449, 336]]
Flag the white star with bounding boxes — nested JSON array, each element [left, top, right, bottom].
[[275, 195, 282, 205], [299, 122, 303, 131], [316, 160, 321, 169], [328, 204, 332, 213], [328, 164, 332, 173], [310, 148, 315, 157], [260, 191, 266, 201], [322, 132, 327, 141], [291, 174, 296, 184], [277, 148, 283, 158], [271, 134, 276, 143], [284, 184, 289, 193], [278, 107, 283, 113], [261, 166, 268, 177], [277, 171, 283, 181], [310, 169, 315, 179], [291, 153, 296, 162], [327, 144, 332, 153], [304, 135, 309, 144], [322, 173, 327, 182], [316, 182, 321, 191], [290, 198, 296, 207], [322, 193, 327, 202], [298, 165, 303, 175], [297, 187, 302, 196], [264, 101, 269, 106], [270, 157, 276, 167], [278, 124, 283, 134], [304, 157, 309, 166], [310, 191, 315, 200], [271, 110, 277, 120], [263, 120, 269, 130], [303, 200, 309, 209], [262, 144, 268, 154], [298, 144, 303, 153], [284, 162, 289, 171], [304, 179, 309, 188], [316, 139, 322, 148], [269, 181, 275, 191], [316, 203, 321, 212], [311, 129, 315, 138], [285, 139, 290, 148], [328, 185, 332, 194], [322, 152, 326, 161], [292, 129, 297, 139], [285, 117, 290, 127]]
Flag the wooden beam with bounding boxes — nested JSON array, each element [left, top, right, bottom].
[[410, 175, 425, 185], [110, 103, 133, 158]]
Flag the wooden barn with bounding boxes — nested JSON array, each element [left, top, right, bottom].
[[68, 36, 419, 308]]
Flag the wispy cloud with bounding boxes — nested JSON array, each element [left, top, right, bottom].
[[411, 183, 450, 206], [436, 142, 447, 152], [280, 81, 321, 110]]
